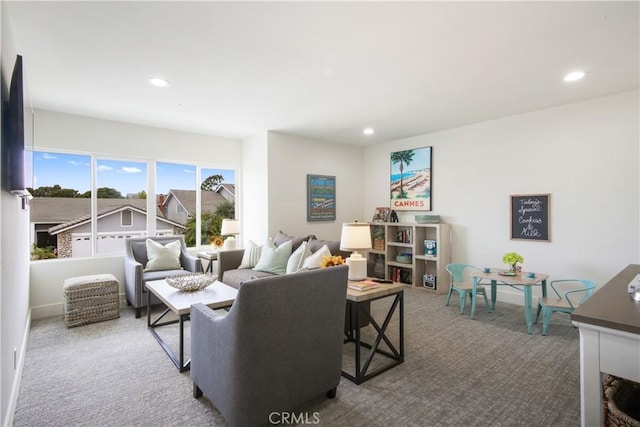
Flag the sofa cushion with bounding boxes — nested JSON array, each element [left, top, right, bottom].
[[238, 240, 263, 269], [302, 244, 331, 269], [142, 268, 187, 283], [286, 241, 311, 274], [253, 240, 292, 275], [223, 269, 275, 289], [307, 238, 351, 259], [144, 239, 182, 272], [273, 231, 308, 252]]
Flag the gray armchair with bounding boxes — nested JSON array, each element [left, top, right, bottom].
[[123, 235, 201, 318], [191, 265, 349, 426]]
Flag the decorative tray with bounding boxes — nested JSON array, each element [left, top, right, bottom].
[[166, 273, 216, 292], [498, 271, 517, 276]]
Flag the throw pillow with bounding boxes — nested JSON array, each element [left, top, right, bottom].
[[272, 231, 307, 252], [238, 240, 263, 269], [286, 241, 311, 274], [253, 240, 293, 275], [144, 239, 182, 272], [302, 244, 332, 270]]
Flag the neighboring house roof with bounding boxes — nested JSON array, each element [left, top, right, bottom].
[[30, 198, 154, 223], [47, 203, 184, 235], [163, 186, 234, 217], [29, 197, 179, 232]]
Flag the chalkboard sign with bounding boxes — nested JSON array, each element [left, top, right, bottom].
[[510, 194, 550, 241]]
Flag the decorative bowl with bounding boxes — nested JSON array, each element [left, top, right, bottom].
[[395, 253, 412, 263], [165, 273, 216, 292], [415, 214, 441, 224]]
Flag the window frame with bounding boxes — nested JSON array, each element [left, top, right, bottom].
[[28, 148, 237, 260]]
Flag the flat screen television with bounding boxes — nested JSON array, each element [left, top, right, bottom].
[[2, 55, 29, 196]]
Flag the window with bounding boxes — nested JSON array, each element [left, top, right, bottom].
[[29, 150, 236, 259], [121, 209, 133, 227], [201, 167, 236, 245]]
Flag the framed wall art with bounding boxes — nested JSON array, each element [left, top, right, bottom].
[[307, 174, 336, 221], [510, 194, 550, 241], [390, 146, 432, 211]]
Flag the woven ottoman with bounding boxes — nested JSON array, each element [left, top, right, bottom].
[[63, 274, 120, 327]]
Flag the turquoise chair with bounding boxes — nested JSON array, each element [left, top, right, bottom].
[[445, 263, 490, 315], [534, 279, 596, 336]]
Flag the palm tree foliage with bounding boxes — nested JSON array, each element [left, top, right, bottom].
[[391, 150, 415, 199]]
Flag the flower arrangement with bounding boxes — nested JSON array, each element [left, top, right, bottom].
[[209, 236, 224, 249], [502, 252, 524, 271], [321, 255, 345, 268]]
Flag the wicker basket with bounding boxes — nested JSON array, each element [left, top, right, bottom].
[[373, 239, 385, 251], [603, 375, 640, 426]]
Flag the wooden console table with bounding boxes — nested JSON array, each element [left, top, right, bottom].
[[571, 264, 640, 426]]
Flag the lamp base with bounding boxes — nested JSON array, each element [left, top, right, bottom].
[[346, 253, 367, 281], [223, 237, 236, 251]]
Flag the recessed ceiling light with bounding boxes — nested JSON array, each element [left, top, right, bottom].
[[363, 128, 374, 135], [563, 71, 586, 82], [149, 78, 170, 87]]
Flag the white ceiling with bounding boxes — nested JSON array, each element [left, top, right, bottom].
[[4, 1, 639, 145]]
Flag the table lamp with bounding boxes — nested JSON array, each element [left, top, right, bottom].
[[221, 219, 240, 250], [340, 222, 372, 281]]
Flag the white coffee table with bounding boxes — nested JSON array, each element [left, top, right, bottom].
[[146, 278, 237, 372]]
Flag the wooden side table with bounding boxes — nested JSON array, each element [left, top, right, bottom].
[[343, 281, 405, 384]]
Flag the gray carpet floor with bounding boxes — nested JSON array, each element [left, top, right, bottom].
[[14, 287, 581, 426]]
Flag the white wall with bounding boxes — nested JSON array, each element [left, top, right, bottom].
[[240, 132, 269, 245], [0, 4, 31, 425], [266, 131, 364, 242], [364, 91, 639, 301]]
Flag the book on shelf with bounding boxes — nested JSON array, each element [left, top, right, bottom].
[[347, 279, 380, 291]]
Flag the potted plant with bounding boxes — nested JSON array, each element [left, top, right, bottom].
[[371, 225, 385, 251], [502, 252, 524, 274]]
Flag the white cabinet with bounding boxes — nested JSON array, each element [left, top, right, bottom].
[[367, 222, 451, 294]]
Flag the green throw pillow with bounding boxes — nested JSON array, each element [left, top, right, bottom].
[[253, 240, 292, 275]]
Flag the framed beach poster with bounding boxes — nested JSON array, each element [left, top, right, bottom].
[[390, 147, 432, 211], [307, 174, 336, 221]]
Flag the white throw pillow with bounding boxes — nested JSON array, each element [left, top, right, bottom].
[[238, 240, 263, 269], [286, 241, 311, 274], [253, 240, 292, 275], [144, 239, 182, 272], [302, 244, 332, 270]]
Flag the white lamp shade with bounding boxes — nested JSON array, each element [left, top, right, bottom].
[[220, 219, 240, 236], [340, 222, 372, 252]]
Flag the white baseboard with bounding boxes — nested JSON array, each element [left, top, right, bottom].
[[31, 293, 128, 320], [4, 310, 31, 427]]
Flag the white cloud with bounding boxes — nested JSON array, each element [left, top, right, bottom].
[[42, 153, 56, 160], [184, 169, 195, 174], [97, 165, 113, 172], [121, 167, 142, 174], [68, 160, 87, 166]]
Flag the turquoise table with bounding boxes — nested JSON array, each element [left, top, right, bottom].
[[470, 270, 549, 334]]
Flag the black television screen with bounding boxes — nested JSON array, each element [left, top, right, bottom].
[[1, 54, 28, 196]]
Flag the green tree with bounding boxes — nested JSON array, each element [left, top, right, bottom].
[[27, 185, 80, 198], [391, 150, 415, 199], [201, 174, 224, 191], [133, 190, 147, 199], [184, 200, 236, 246], [96, 187, 123, 198]]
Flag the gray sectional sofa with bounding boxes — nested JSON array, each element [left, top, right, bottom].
[[217, 231, 350, 289]]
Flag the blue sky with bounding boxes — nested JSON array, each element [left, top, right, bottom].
[[30, 151, 235, 195]]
